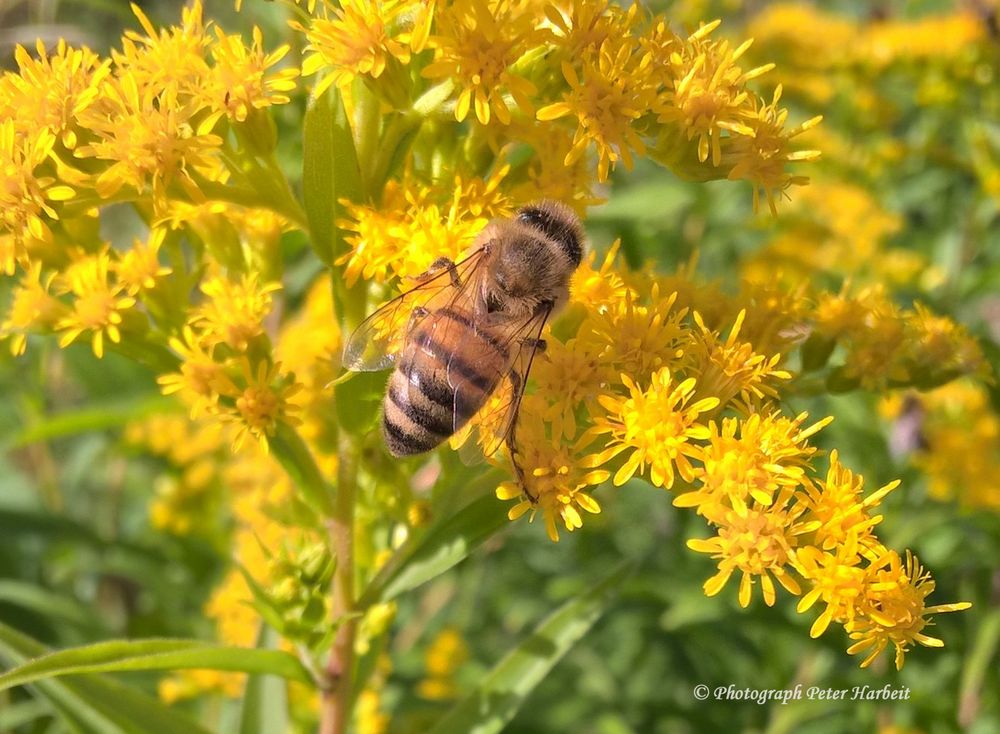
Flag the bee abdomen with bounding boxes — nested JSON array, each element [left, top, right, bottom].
[[382, 369, 453, 456]]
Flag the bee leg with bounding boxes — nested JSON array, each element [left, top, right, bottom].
[[505, 369, 538, 504], [520, 337, 546, 353], [415, 257, 461, 288]]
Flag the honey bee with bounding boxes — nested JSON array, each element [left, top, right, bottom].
[[342, 201, 584, 500]]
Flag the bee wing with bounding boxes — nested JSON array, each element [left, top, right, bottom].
[[454, 303, 553, 466], [342, 248, 488, 372]]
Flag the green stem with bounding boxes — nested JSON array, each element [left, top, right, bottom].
[[352, 84, 383, 198], [319, 432, 358, 734]]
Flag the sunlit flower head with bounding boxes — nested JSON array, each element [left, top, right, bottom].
[[583, 368, 719, 489], [207, 27, 298, 124], [673, 411, 831, 519], [0, 263, 66, 355], [424, 0, 540, 126], [497, 409, 604, 542], [3, 39, 109, 149], [54, 249, 137, 358], [192, 272, 281, 352], [537, 35, 653, 181], [846, 550, 971, 670], [221, 358, 302, 452], [75, 76, 223, 204], [688, 500, 807, 607], [299, 0, 423, 97], [0, 122, 75, 252]]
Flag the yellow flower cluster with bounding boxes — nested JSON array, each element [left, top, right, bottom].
[[0, 0, 980, 694], [882, 381, 1000, 511], [295, 0, 820, 211], [0, 2, 307, 452]]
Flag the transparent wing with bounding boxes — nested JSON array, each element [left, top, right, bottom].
[[342, 249, 487, 372], [453, 304, 552, 465]]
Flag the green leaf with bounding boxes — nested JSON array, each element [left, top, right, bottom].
[[302, 87, 362, 268], [270, 423, 334, 517], [959, 608, 1000, 724], [0, 622, 214, 734], [334, 369, 385, 434], [359, 493, 510, 607], [0, 637, 313, 693], [5, 396, 178, 448], [0, 699, 51, 730], [799, 333, 836, 373], [236, 625, 290, 734], [0, 581, 109, 635], [426, 563, 632, 734]]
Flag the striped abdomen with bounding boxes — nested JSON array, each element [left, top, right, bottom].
[[382, 307, 507, 457]]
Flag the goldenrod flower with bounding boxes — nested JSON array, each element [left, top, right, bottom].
[[583, 369, 719, 488], [497, 409, 604, 542], [0, 263, 67, 355], [159, 326, 231, 417], [54, 249, 137, 358], [2, 39, 109, 149], [657, 21, 774, 167], [116, 228, 172, 293], [569, 239, 634, 310], [206, 27, 298, 124], [0, 122, 75, 253], [417, 626, 468, 700], [537, 36, 652, 181], [115, 1, 210, 96], [845, 550, 971, 670], [688, 498, 808, 607], [221, 358, 302, 452], [909, 381, 1000, 510], [192, 272, 281, 352], [581, 288, 688, 383], [76, 76, 223, 204], [689, 309, 790, 409], [674, 411, 831, 517], [795, 545, 868, 638], [424, 0, 540, 125], [299, 0, 423, 97], [726, 85, 822, 214], [799, 450, 898, 554]]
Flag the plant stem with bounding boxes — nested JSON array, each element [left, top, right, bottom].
[[319, 432, 358, 734]]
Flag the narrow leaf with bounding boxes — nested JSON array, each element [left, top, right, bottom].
[[302, 87, 362, 268], [236, 625, 290, 734], [426, 563, 632, 734], [0, 622, 214, 734], [359, 493, 509, 606], [0, 637, 312, 693]]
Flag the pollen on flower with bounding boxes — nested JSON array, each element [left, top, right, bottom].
[[54, 250, 137, 358], [582, 368, 719, 489], [424, 0, 540, 126], [298, 0, 418, 97], [221, 359, 302, 452], [845, 550, 971, 670], [688, 500, 806, 607], [0, 263, 66, 355], [192, 272, 281, 352], [495, 409, 604, 542]]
